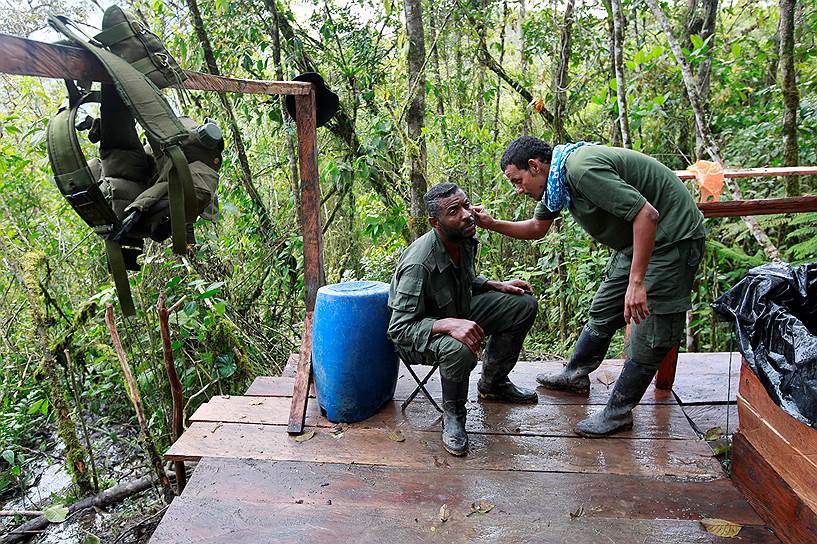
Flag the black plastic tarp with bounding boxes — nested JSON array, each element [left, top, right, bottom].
[[712, 261, 817, 428]]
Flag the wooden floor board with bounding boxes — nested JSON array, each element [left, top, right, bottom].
[[672, 352, 741, 405], [191, 394, 698, 439], [682, 404, 740, 436], [166, 421, 723, 480], [149, 459, 778, 544], [246, 359, 677, 405]]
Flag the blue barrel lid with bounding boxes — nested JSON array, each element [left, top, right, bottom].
[[318, 281, 389, 296]]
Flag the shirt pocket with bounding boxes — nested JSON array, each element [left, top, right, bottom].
[[392, 276, 424, 312]]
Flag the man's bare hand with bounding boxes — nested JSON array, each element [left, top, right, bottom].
[[486, 279, 534, 295], [624, 281, 649, 325], [472, 206, 495, 229], [433, 318, 485, 353]]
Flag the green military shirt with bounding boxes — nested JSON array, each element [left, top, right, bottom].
[[388, 229, 488, 354], [534, 146, 705, 251]]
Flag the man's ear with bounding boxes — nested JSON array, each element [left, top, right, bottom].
[[527, 158, 539, 172], [428, 216, 438, 230]]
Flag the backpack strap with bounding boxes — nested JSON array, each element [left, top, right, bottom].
[[46, 91, 118, 229], [46, 91, 138, 317], [48, 14, 195, 254]]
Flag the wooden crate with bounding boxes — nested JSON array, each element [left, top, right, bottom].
[[733, 358, 817, 543]]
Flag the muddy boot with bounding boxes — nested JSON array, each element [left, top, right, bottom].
[[478, 332, 537, 404], [441, 377, 469, 456], [575, 360, 656, 437], [536, 325, 612, 394]]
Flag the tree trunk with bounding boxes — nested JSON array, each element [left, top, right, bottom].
[[403, 0, 428, 240], [601, 0, 622, 145], [466, 12, 569, 140], [267, 2, 402, 213], [519, 0, 531, 135], [553, 0, 575, 144], [428, 3, 446, 120], [611, 0, 631, 147], [6, 250, 93, 495], [268, 1, 302, 217], [646, 0, 781, 261], [185, 0, 269, 219], [493, 1, 509, 143], [780, 0, 800, 196]]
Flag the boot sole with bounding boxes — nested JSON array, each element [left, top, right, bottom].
[[443, 445, 468, 456], [575, 421, 633, 438], [477, 391, 538, 404], [536, 381, 590, 395]]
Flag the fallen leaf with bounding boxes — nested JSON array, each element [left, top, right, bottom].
[[439, 504, 450, 522], [700, 518, 742, 537], [83, 535, 102, 544], [466, 499, 495, 517], [210, 423, 223, 433], [704, 426, 723, 441], [534, 97, 545, 113], [710, 437, 729, 457], [387, 430, 405, 442], [569, 504, 585, 518], [293, 430, 315, 442], [249, 401, 264, 406], [596, 370, 616, 387], [44, 504, 69, 523]]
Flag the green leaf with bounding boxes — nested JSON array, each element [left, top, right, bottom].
[[83, 535, 102, 544], [653, 94, 667, 105], [649, 46, 664, 59], [44, 504, 69, 523], [1, 450, 14, 466], [165, 276, 182, 290], [27, 398, 45, 415], [731, 44, 742, 58], [690, 34, 704, 49], [625, 60, 636, 71], [609, 78, 618, 91], [634, 49, 646, 64]]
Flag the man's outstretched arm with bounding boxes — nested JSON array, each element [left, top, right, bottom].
[[472, 206, 553, 240]]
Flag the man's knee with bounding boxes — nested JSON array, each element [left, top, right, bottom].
[[437, 337, 478, 382], [626, 312, 685, 369], [503, 292, 538, 329]]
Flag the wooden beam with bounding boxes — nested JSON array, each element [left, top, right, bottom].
[[0, 33, 310, 96], [288, 88, 324, 434], [676, 166, 817, 179], [698, 195, 817, 218]]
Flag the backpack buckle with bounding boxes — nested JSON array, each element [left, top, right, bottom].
[[154, 52, 169, 67]]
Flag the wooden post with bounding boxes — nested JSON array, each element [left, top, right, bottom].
[[288, 88, 324, 434], [157, 294, 187, 494]]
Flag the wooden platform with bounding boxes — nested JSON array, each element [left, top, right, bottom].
[[150, 352, 779, 543]]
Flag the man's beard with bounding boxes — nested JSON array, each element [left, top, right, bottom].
[[438, 219, 475, 242]]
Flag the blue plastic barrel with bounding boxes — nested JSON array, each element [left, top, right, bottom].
[[311, 281, 399, 423]]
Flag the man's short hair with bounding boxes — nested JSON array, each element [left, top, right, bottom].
[[424, 183, 462, 219], [500, 136, 553, 171]]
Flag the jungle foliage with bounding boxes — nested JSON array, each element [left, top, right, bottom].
[[0, 0, 815, 515]]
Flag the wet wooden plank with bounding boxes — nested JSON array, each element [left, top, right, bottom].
[[672, 352, 741, 405], [248, 359, 678, 405], [166, 421, 722, 480], [287, 312, 314, 434], [681, 404, 739, 436], [150, 459, 776, 543], [0, 34, 311, 95], [732, 432, 816, 544], [191, 394, 697, 439], [736, 363, 817, 514]]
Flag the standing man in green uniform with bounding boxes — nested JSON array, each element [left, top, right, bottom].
[[388, 183, 539, 456], [473, 137, 705, 437]]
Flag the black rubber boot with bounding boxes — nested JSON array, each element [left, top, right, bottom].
[[575, 360, 656, 437], [478, 331, 538, 404], [536, 325, 612, 394], [441, 377, 469, 456]]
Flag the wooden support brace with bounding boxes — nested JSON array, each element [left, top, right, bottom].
[[288, 89, 324, 434], [0, 33, 310, 96]]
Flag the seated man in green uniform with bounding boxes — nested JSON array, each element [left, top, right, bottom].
[[473, 137, 705, 437], [388, 183, 539, 456]]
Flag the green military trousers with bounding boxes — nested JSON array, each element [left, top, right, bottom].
[[396, 291, 538, 382], [587, 237, 705, 369]]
